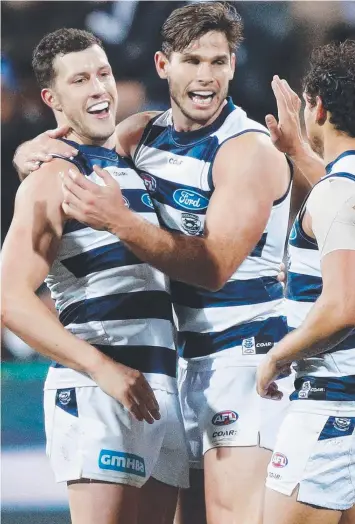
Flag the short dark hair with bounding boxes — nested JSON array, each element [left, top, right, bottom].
[[303, 40, 355, 137], [161, 2, 243, 57], [32, 28, 104, 89]]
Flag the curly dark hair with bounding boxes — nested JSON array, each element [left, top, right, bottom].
[[32, 28, 103, 89], [161, 2, 243, 57], [303, 40, 355, 137]]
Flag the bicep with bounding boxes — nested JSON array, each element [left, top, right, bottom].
[[320, 250, 355, 312], [2, 170, 65, 292]]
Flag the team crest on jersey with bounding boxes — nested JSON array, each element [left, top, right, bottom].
[[242, 337, 256, 355], [271, 452, 288, 468], [173, 189, 209, 211], [212, 410, 238, 426], [141, 173, 157, 193], [141, 193, 154, 209], [122, 196, 130, 208], [334, 418, 351, 431], [58, 390, 71, 406], [181, 213, 202, 235]]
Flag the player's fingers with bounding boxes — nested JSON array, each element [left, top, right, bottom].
[[61, 171, 89, 201], [267, 382, 283, 400], [137, 384, 160, 421], [265, 114, 281, 143], [281, 79, 302, 112], [272, 76, 289, 115], [26, 161, 41, 173], [32, 152, 54, 164], [46, 125, 72, 139], [127, 400, 144, 422], [139, 377, 160, 410]]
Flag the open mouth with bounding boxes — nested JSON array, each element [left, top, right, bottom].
[[188, 91, 215, 106], [87, 101, 110, 117]]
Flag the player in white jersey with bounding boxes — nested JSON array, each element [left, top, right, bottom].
[[257, 41, 355, 524], [14, 5, 294, 524], [2, 29, 189, 524]]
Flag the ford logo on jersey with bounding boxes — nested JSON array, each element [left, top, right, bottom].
[[141, 193, 154, 209], [173, 189, 209, 211], [212, 411, 238, 426]]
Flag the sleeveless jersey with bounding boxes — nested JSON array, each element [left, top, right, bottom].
[[134, 98, 292, 359], [286, 150, 355, 402], [45, 140, 176, 392]]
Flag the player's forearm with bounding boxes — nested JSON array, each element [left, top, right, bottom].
[[289, 142, 325, 187], [269, 296, 354, 367], [2, 288, 106, 375], [114, 212, 226, 290], [13, 141, 32, 181]]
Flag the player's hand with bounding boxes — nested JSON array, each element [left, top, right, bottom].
[[90, 357, 161, 424], [61, 165, 127, 231], [256, 354, 290, 400], [13, 125, 77, 179], [277, 262, 286, 286], [265, 75, 304, 157]]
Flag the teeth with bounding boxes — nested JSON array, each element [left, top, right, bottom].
[[88, 101, 109, 112], [192, 91, 214, 96]]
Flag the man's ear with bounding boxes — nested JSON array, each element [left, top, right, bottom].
[[154, 51, 169, 80], [41, 88, 62, 112], [230, 53, 236, 81], [315, 96, 327, 126]]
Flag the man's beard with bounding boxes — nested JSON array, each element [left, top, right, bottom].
[[310, 134, 324, 158]]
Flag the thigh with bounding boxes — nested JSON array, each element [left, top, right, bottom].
[[174, 468, 206, 524], [139, 477, 178, 524], [204, 445, 271, 524], [339, 505, 355, 524], [68, 479, 139, 524], [263, 487, 342, 524]]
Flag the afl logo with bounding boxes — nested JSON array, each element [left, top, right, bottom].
[[212, 411, 238, 426], [122, 196, 130, 208], [141, 193, 154, 209], [141, 173, 157, 193], [173, 189, 209, 211], [272, 452, 288, 468]]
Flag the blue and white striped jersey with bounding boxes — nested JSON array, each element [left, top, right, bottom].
[[45, 140, 177, 392], [286, 150, 355, 402], [134, 98, 292, 360]]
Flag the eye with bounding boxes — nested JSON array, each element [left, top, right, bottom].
[[100, 71, 110, 77], [74, 78, 85, 84], [214, 60, 226, 66], [186, 58, 199, 65]]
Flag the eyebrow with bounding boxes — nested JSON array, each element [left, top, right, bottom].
[[68, 65, 111, 80], [181, 53, 229, 61]]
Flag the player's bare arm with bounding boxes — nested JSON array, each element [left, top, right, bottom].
[[13, 111, 160, 180], [257, 178, 355, 399], [60, 132, 290, 291], [1, 160, 159, 423], [267, 75, 325, 186]]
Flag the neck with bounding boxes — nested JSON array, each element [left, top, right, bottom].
[[55, 115, 116, 149], [323, 127, 355, 166], [171, 98, 227, 132]]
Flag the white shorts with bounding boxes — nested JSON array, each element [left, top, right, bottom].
[[44, 386, 189, 489], [266, 402, 355, 510], [178, 357, 294, 468]]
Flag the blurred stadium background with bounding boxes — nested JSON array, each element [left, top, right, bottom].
[[1, 1, 355, 523]]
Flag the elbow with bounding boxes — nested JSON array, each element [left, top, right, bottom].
[[198, 269, 231, 292], [1, 290, 19, 328]]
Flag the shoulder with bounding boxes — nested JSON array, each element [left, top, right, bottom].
[[16, 157, 77, 208], [115, 111, 163, 157]]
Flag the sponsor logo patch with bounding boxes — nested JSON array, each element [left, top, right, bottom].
[[141, 173, 157, 193], [181, 213, 202, 235], [271, 452, 288, 468], [298, 380, 325, 399], [168, 157, 183, 166], [242, 337, 256, 355], [212, 411, 238, 426], [212, 429, 238, 439], [141, 193, 154, 209], [98, 450, 146, 477], [173, 189, 209, 211]]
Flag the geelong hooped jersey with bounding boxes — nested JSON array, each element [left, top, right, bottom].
[[45, 140, 176, 392], [134, 98, 291, 360], [286, 150, 355, 402]]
